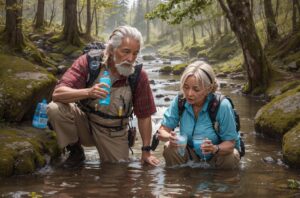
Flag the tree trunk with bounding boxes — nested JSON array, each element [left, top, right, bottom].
[[264, 0, 279, 42], [292, 0, 298, 32], [77, 0, 84, 33], [93, 0, 98, 36], [62, 0, 65, 26], [192, 26, 196, 44], [223, 15, 228, 34], [178, 25, 184, 48], [48, 0, 56, 27], [146, 0, 150, 44], [35, 0, 45, 28], [4, 0, 25, 50], [85, 0, 92, 37], [218, 0, 270, 94], [208, 19, 214, 43], [63, 0, 81, 46]]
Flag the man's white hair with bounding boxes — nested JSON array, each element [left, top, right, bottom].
[[103, 25, 143, 64], [108, 25, 143, 50]]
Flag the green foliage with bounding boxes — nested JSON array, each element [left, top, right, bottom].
[[146, 0, 212, 24]]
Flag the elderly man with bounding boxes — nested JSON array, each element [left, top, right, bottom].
[[47, 25, 159, 168]]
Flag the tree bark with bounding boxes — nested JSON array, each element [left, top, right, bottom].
[[218, 0, 270, 94], [4, 0, 25, 50], [264, 0, 279, 42], [85, 0, 92, 37], [63, 0, 81, 46], [35, 0, 45, 28], [223, 15, 228, 34], [77, 0, 85, 33], [178, 25, 184, 48], [61, 0, 65, 26], [292, 0, 298, 32], [192, 26, 196, 44], [48, 0, 56, 27], [93, 0, 98, 36]]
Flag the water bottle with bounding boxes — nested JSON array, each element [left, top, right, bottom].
[[32, 99, 48, 129], [99, 70, 111, 106]]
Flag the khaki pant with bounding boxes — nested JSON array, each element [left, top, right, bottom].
[[163, 142, 240, 169], [47, 101, 129, 162]]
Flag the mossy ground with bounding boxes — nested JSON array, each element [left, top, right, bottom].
[[0, 126, 60, 177]]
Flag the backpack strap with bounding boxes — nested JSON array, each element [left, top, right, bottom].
[[128, 63, 143, 100], [177, 93, 186, 117], [86, 49, 103, 87], [208, 93, 224, 124]]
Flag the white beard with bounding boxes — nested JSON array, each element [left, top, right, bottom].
[[114, 56, 135, 77], [115, 63, 135, 77]]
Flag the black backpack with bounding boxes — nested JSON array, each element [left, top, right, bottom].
[[177, 93, 245, 157]]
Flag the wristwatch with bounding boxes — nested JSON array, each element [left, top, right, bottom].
[[141, 146, 152, 152]]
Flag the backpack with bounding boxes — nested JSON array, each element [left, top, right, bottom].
[[178, 93, 245, 157]]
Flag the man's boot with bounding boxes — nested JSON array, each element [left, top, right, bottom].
[[63, 143, 85, 168]]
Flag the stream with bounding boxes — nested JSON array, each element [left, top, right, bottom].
[[0, 56, 300, 197]]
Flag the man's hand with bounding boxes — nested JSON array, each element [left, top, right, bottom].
[[88, 83, 109, 99], [141, 151, 160, 166]]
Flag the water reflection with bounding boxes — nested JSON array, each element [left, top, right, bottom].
[[1, 58, 300, 197]]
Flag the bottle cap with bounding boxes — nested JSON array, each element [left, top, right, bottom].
[[103, 70, 109, 76]]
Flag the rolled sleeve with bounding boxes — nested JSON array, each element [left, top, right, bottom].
[[161, 96, 180, 129], [55, 55, 89, 89], [133, 69, 156, 118]]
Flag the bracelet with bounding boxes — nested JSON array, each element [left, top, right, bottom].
[[141, 146, 152, 152], [214, 145, 220, 154]]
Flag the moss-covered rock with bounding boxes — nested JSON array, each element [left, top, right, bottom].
[[282, 123, 300, 168], [0, 53, 57, 122], [0, 126, 60, 177], [254, 85, 300, 139], [207, 34, 240, 61], [159, 65, 172, 74], [172, 63, 189, 75]]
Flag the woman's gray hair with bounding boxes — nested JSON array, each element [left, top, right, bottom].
[[102, 25, 143, 64], [180, 61, 218, 94]]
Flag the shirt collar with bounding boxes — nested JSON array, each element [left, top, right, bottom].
[[184, 93, 214, 113]]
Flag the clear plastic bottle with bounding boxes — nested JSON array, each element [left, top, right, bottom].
[[99, 70, 111, 106], [32, 99, 48, 129]]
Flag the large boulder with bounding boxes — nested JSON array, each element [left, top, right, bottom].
[[282, 123, 300, 167], [0, 54, 57, 122], [254, 85, 300, 139], [0, 126, 60, 177]]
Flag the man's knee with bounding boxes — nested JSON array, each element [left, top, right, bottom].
[[47, 101, 60, 118], [47, 101, 72, 120]]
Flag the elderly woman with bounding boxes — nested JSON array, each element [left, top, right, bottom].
[[158, 61, 241, 169]]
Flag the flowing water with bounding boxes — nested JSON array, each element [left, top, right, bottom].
[[1, 57, 300, 198]]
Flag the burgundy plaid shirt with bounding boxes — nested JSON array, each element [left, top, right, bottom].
[[56, 55, 156, 118]]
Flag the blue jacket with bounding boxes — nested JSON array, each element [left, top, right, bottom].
[[161, 93, 240, 159]]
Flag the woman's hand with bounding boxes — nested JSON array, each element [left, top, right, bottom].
[[169, 131, 179, 147], [201, 139, 214, 154]]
